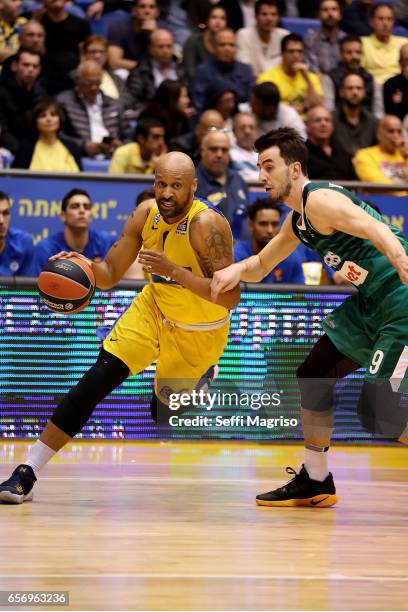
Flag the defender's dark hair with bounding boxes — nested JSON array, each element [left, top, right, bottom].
[[255, 0, 278, 15], [61, 189, 91, 212], [255, 127, 308, 175], [247, 197, 282, 221]]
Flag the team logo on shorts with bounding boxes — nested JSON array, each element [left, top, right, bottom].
[[324, 251, 341, 267], [176, 219, 188, 235]]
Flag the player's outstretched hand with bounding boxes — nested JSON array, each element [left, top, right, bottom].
[[394, 255, 408, 284], [211, 264, 242, 302], [49, 251, 93, 266], [138, 250, 174, 278]]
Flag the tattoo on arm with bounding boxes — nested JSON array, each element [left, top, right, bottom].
[[197, 226, 231, 278]]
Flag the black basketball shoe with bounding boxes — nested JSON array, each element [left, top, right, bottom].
[[0, 464, 36, 504], [256, 465, 338, 508]]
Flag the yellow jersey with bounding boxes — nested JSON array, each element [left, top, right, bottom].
[[141, 198, 230, 325]]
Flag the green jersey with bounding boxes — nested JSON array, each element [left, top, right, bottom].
[[291, 181, 408, 298]]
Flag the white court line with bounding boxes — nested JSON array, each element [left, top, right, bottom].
[[28, 476, 408, 488], [0, 574, 407, 582]]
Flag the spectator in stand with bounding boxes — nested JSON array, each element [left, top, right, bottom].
[[0, 0, 26, 67], [240, 81, 307, 139], [0, 191, 34, 277], [0, 49, 45, 153], [230, 112, 259, 181], [305, 104, 356, 179], [340, 0, 372, 37], [12, 99, 82, 171], [107, 0, 165, 74], [257, 33, 323, 117], [38, 0, 90, 95], [1, 20, 45, 83], [57, 60, 131, 159], [203, 82, 237, 131], [304, 0, 347, 74], [196, 129, 249, 238], [140, 79, 193, 146], [169, 108, 224, 164], [219, 0, 272, 32], [361, 3, 408, 86], [109, 117, 165, 173], [81, 34, 130, 104], [332, 72, 378, 157], [236, 0, 289, 77], [126, 28, 185, 114], [354, 114, 408, 192], [234, 199, 306, 283], [32, 189, 116, 276], [182, 3, 227, 80], [325, 34, 382, 118], [190, 28, 255, 114], [383, 43, 408, 121]]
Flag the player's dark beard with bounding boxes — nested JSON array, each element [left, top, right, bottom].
[[276, 168, 292, 201]]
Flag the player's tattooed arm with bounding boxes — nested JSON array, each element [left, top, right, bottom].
[[172, 210, 240, 309]]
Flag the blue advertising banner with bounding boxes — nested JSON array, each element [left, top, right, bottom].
[[0, 172, 407, 244]]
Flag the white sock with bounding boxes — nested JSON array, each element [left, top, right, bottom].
[[24, 440, 56, 477], [304, 447, 329, 482]]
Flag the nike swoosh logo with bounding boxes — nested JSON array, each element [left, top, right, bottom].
[[109, 338, 118, 342], [310, 496, 330, 506]]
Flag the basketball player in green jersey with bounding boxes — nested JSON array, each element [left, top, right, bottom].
[[211, 127, 408, 508]]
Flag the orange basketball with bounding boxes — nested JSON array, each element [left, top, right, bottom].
[[37, 256, 95, 314]]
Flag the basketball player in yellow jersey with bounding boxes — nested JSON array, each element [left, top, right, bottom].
[[0, 152, 240, 503]]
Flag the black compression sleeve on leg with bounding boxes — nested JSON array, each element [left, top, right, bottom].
[[51, 348, 130, 437], [297, 334, 359, 411]]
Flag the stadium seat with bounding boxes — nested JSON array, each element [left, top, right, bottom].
[[81, 157, 110, 173], [281, 17, 319, 37], [90, 10, 128, 36]]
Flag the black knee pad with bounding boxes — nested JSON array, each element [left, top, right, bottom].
[[51, 348, 129, 437], [358, 380, 407, 438]]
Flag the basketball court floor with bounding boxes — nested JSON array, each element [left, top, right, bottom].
[[0, 440, 407, 611]]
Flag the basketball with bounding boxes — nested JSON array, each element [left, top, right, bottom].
[[37, 256, 95, 314]]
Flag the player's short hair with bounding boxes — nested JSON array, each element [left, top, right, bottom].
[[255, 127, 308, 175], [61, 189, 91, 212], [255, 0, 278, 15], [247, 198, 282, 221], [0, 191, 10, 205], [281, 32, 304, 54]]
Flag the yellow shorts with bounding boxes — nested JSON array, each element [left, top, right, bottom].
[[103, 285, 229, 404]]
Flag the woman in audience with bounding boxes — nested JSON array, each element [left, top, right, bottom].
[[182, 3, 227, 80], [140, 79, 194, 145], [12, 99, 82, 171]]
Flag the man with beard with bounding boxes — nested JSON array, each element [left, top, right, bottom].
[[211, 127, 408, 507], [304, 0, 347, 75], [332, 72, 378, 157], [0, 152, 239, 504]]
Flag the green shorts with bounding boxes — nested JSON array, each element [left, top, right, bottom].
[[323, 284, 408, 391]]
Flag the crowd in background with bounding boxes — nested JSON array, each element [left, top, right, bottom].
[[0, 0, 408, 282]]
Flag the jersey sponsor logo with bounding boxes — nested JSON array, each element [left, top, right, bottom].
[[175, 219, 188, 235], [154, 213, 161, 224], [324, 251, 341, 267], [339, 261, 369, 285]]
